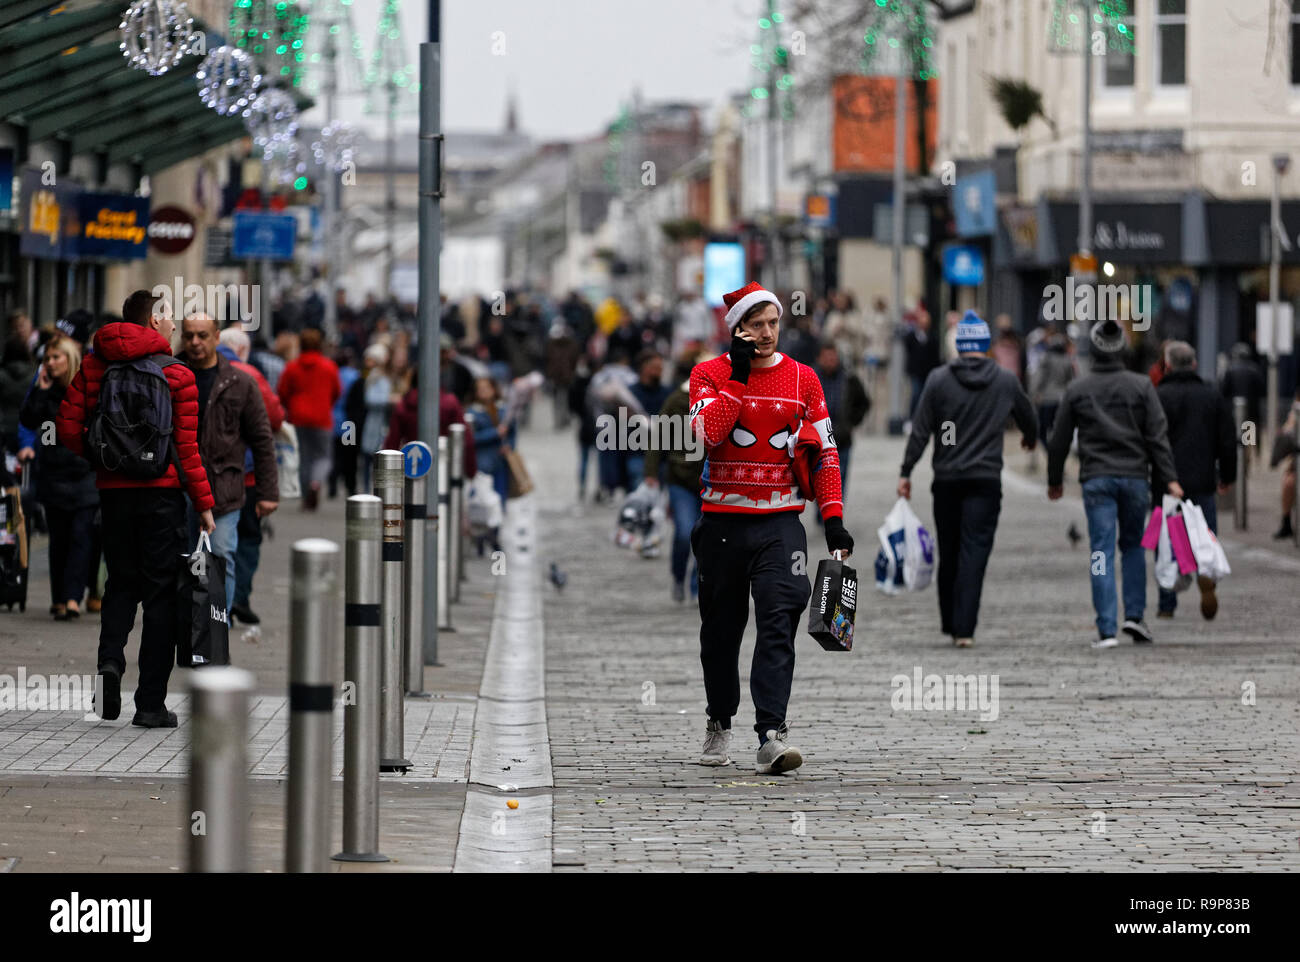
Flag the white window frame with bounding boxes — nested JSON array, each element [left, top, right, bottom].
[[1153, 0, 1186, 89]]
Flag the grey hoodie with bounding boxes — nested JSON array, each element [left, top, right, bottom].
[[1046, 353, 1177, 487], [901, 356, 1037, 482]]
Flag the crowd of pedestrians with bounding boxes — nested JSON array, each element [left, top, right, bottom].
[[0, 279, 1292, 769]]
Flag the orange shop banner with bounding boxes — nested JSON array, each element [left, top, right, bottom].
[[832, 75, 937, 175]]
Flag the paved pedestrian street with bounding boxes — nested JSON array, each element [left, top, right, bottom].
[[534, 430, 1300, 872], [1, 425, 1297, 872]]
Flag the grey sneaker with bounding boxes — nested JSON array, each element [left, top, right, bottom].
[[1122, 619, 1153, 643], [699, 719, 732, 766], [755, 723, 803, 774]]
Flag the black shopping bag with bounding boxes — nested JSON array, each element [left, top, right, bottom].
[[176, 533, 230, 668], [806, 557, 858, 652]]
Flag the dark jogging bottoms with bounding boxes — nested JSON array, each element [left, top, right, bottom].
[[692, 510, 811, 740], [931, 477, 1002, 639]]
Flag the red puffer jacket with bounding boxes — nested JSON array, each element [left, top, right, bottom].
[[56, 323, 215, 512]]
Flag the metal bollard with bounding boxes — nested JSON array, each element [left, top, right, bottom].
[[374, 450, 411, 772], [333, 496, 389, 863], [1233, 396, 1248, 530], [449, 423, 466, 601], [404, 474, 430, 697], [188, 666, 255, 873], [436, 435, 453, 630], [286, 539, 340, 873]]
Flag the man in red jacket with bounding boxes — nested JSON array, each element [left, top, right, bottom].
[[57, 291, 215, 728], [689, 283, 854, 774], [277, 327, 340, 510]]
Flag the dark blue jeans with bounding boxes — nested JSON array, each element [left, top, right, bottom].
[[667, 483, 700, 593], [1157, 493, 1217, 613], [1081, 476, 1149, 638]]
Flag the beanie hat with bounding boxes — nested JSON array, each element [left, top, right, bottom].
[[722, 282, 783, 334], [954, 310, 991, 354], [1090, 318, 1126, 355], [56, 309, 95, 347]]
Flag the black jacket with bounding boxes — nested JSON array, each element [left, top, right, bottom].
[[19, 382, 99, 509], [1155, 369, 1237, 497], [902, 356, 1037, 482], [814, 364, 870, 449], [1047, 354, 1178, 488], [903, 328, 941, 380]]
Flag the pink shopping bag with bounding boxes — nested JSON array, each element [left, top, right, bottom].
[[1140, 507, 1163, 550], [1166, 510, 1198, 575]]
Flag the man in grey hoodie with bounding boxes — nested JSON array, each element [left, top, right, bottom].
[[898, 311, 1038, 647], [1047, 319, 1183, 649]]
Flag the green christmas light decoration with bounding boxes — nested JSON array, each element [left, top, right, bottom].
[[1048, 0, 1135, 54], [364, 0, 417, 107], [300, 0, 368, 99], [744, 4, 794, 122], [858, 0, 937, 82], [603, 103, 633, 190], [229, 0, 311, 89]]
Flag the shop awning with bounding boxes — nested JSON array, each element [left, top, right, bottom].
[[0, 1, 312, 176]]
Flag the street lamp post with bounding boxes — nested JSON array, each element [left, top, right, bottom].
[[1268, 153, 1289, 457], [887, 42, 907, 434], [416, 0, 443, 670]]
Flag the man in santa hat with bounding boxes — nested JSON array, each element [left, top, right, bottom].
[[688, 282, 855, 773]]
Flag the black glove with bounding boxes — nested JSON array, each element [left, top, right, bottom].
[[824, 516, 854, 557], [728, 333, 758, 383]]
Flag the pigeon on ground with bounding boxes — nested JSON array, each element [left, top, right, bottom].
[[549, 563, 567, 591]]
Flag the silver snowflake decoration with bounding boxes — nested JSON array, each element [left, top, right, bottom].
[[311, 121, 358, 173], [243, 88, 300, 156], [264, 137, 306, 187], [120, 0, 195, 76], [196, 45, 262, 117]]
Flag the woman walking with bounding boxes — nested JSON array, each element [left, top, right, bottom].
[[19, 335, 98, 619], [357, 342, 393, 492], [466, 377, 515, 507]]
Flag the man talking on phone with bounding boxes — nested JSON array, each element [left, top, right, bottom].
[[688, 282, 854, 773]]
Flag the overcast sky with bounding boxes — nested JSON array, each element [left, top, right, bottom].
[[304, 0, 760, 140]]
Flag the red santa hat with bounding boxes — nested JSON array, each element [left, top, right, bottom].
[[722, 282, 783, 333]]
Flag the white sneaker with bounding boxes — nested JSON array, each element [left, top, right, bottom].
[[1091, 636, 1119, 649], [755, 723, 803, 774], [699, 719, 732, 766]]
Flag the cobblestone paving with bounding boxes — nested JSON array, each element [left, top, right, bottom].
[[0, 495, 496, 872], [527, 429, 1300, 871]]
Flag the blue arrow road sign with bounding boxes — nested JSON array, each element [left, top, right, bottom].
[[401, 441, 432, 479]]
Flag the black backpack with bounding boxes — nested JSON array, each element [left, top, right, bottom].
[[85, 354, 183, 480]]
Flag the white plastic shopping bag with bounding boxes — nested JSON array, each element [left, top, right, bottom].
[[874, 497, 935, 594], [466, 471, 504, 534], [1182, 499, 1230, 582], [274, 424, 301, 500], [1154, 495, 1192, 592]]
